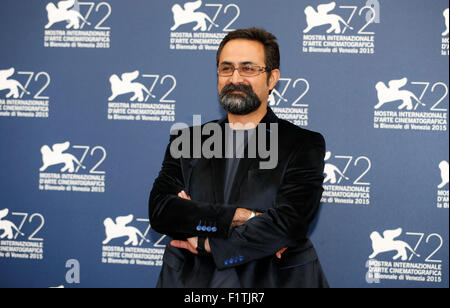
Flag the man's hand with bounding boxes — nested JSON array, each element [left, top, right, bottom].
[[276, 247, 288, 259], [178, 190, 191, 200], [231, 208, 258, 227], [171, 191, 210, 254], [170, 236, 212, 254], [170, 236, 211, 254], [175, 191, 286, 259], [170, 237, 198, 254], [231, 208, 287, 258]]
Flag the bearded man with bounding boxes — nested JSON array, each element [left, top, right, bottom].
[[149, 27, 328, 288]]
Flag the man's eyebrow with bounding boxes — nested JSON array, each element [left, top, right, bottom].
[[239, 61, 255, 65], [219, 61, 256, 65]]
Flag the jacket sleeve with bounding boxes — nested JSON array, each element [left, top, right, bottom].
[[148, 136, 236, 239], [209, 132, 326, 270]]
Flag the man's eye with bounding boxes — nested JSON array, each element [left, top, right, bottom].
[[241, 66, 255, 72], [221, 66, 234, 72]]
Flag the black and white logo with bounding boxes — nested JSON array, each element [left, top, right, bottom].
[[437, 160, 449, 209], [366, 228, 444, 284], [301, 0, 379, 55], [38, 141, 106, 193], [442, 8, 449, 56], [43, 0, 111, 49], [269, 77, 310, 127], [372, 78, 448, 132], [0, 208, 45, 261], [169, 0, 241, 51], [321, 151, 371, 205], [0, 68, 50, 118], [107, 71, 177, 122], [101, 214, 167, 266]]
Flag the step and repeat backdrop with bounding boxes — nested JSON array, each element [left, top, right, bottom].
[[0, 0, 448, 288]]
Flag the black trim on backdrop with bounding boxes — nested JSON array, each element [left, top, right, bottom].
[[136, 288, 331, 305]]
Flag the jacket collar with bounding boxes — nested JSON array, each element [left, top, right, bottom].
[[217, 106, 279, 127]]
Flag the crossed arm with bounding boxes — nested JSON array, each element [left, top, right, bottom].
[[170, 190, 287, 259], [149, 133, 325, 266]]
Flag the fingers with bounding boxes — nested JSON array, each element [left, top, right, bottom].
[[276, 247, 288, 259], [187, 237, 198, 248], [169, 240, 186, 249], [183, 191, 190, 200], [178, 190, 191, 200], [204, 237, 211, 253], [170, 240, 198, 255]]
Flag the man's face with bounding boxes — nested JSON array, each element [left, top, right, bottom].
[[218, 39, 279, 115]]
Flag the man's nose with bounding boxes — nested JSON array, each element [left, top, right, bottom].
[[230, 68, 245, 84]]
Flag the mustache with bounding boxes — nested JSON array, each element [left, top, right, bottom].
[[220, 83, 254, 97], [219, 82, 262, 115]]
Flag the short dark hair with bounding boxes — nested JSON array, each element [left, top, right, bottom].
[[216, 27, 280, 73]]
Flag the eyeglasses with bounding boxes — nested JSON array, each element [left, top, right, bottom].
[[218, 64, 268, 77]]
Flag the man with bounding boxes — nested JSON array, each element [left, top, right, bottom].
[[149, 28, 328, 288]]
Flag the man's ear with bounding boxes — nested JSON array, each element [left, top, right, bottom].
[[268, 69, 280, 92]]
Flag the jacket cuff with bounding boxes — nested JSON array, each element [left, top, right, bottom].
[[194, 205, 236, 238], [209, 237, 246, 270]]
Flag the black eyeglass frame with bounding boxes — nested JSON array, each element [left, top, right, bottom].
[[217, 64, 269, 77]]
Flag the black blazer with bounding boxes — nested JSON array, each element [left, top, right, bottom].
[[149, 107, 328, 288]]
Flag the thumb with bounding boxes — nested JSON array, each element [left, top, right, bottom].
[[276, 247, 288, 259]]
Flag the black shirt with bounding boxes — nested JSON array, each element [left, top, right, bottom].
[[209, 126, 256, 288]]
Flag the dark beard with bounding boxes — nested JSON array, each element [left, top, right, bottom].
[[219, 83, 262, 115]]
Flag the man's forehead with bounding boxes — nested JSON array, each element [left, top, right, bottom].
[[219, 39, 265, 64]]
